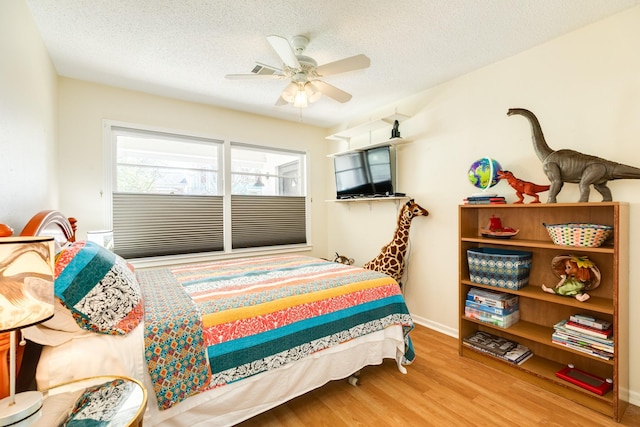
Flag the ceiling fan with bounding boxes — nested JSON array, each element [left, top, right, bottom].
[[225, 34, 370, 107]]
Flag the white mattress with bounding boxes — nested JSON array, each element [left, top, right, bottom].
[[36, 322, 407, 426]]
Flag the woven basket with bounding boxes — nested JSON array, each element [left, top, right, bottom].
[[543, 223, 613, 248]]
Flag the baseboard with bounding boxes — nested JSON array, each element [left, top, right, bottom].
[[411, 315, 457, 339], [628, 389, 640, 408]]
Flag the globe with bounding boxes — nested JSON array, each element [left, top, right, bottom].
[[468, 157, 502, 190]]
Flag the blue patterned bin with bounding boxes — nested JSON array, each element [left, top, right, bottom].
[[467, 248, 532, 290]]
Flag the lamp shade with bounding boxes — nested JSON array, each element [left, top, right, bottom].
[[0, 236, 55, 332], [281, 82, 298, 103]]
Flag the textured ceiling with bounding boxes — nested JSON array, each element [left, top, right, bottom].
[[26, 0, 639, 129]]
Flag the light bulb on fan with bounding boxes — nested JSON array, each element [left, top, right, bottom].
[[293, 87, 308, 108]]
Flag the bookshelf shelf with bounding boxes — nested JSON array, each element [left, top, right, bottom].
[[458, 202, 628, 421]]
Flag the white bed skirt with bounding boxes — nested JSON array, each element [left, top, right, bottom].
[[36, 324, 406, 427]]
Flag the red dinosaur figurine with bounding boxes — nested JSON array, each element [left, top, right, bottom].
[[497, 170, 550, 204]]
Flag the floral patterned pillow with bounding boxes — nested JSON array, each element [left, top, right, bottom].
[[54, 240, 143, 335]]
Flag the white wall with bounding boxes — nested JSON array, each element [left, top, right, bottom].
[[327, 6, 640, 405], [56, 78, 330, 258], [0, 0, 58, 230]]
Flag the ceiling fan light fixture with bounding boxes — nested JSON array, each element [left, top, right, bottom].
[[293, 89, 308, 108], [305, 82, 322, 103], [230, 34, 371, 108], [281, 82, 298, 103]]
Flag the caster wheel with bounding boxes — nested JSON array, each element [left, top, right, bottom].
[[348, 376, 359, 386]]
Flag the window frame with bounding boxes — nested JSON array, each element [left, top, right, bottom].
[[103, 120, 312, 266]]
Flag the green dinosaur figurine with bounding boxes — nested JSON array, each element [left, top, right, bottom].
[[508, 108, 640, 203]]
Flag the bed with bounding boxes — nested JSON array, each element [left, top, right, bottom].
[[14, 210, 415, 426]]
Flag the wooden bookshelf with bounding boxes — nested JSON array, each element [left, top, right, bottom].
[[458, 202, 629, 421]]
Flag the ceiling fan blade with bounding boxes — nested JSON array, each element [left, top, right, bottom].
[[316, 54, 370, 76], [313, 80, 352, 103], [225, 73, 284, 80], [266, 35, 300, 69]]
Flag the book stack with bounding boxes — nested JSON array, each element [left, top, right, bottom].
[[465, 287, 520, 328], [463, 194, 506, 205], [552, 314, 614, 360], [463, 330, 533, 365]]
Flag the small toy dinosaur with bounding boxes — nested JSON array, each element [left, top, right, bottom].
[[497, 170, 550, 204]]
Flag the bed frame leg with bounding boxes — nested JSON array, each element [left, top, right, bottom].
[[348, 370, 361, 386]]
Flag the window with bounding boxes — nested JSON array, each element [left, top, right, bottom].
[[108, 125, 308, 259], [230, 143, 306, 249], [117, 134, 221, 196]]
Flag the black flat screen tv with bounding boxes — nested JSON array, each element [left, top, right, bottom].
[[334, 145, 396, 199]]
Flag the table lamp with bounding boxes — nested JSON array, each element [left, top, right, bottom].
[[0, 236, 55, 426]]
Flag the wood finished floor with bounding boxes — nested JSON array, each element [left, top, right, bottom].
[[237, 324, 639, 426]]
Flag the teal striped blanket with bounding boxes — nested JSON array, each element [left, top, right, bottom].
[[137, 255, 414, 410]]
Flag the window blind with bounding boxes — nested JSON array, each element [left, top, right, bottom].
[[113, 193, 223, 258], [231, 195, 306, 249]]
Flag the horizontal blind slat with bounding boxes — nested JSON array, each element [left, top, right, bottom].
[[113, 193, 223, 258], [231, 195, 306, 249]]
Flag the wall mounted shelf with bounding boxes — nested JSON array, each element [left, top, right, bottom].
[[326, 112, 410, 142], [326, 196, 408, 203], [326, 196, 409, 209], [326, 137, 411, 157]]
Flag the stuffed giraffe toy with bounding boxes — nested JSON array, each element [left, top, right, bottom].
[[362, 199, 429, 287]]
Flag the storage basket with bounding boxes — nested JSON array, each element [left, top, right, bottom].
[[467, 248, 532, 290], [543, 223, 613, 248]]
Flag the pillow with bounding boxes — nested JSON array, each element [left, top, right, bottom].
[[21, 298, 88, 346], [54, 241, 143, 335], [42, 298, 83, 333]]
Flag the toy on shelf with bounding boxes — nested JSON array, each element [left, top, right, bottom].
[[542, 255, 601, 302], [497, 170, 549, 204], [556, 364, 613, 396], [508, 108, 640, 203], [468, 157, 502, 192], [480, 215, 518, 239]]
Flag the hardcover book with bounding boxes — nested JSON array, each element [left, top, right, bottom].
[[502, 344, 533, 365], [466, 288, 519, 309], [569, 314, 612, 331], [552, 334, 613, 360], [464, 306, 520, 328], [553, 320, 614, 346], [462, 339, 533, 365], [465, 299, 519, 316], [552, 329, 613, 351], [462, 330, 517, 356], [564, 320, 612, 339]]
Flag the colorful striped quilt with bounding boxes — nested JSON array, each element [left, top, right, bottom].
[[137, 255, 414, 410]]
